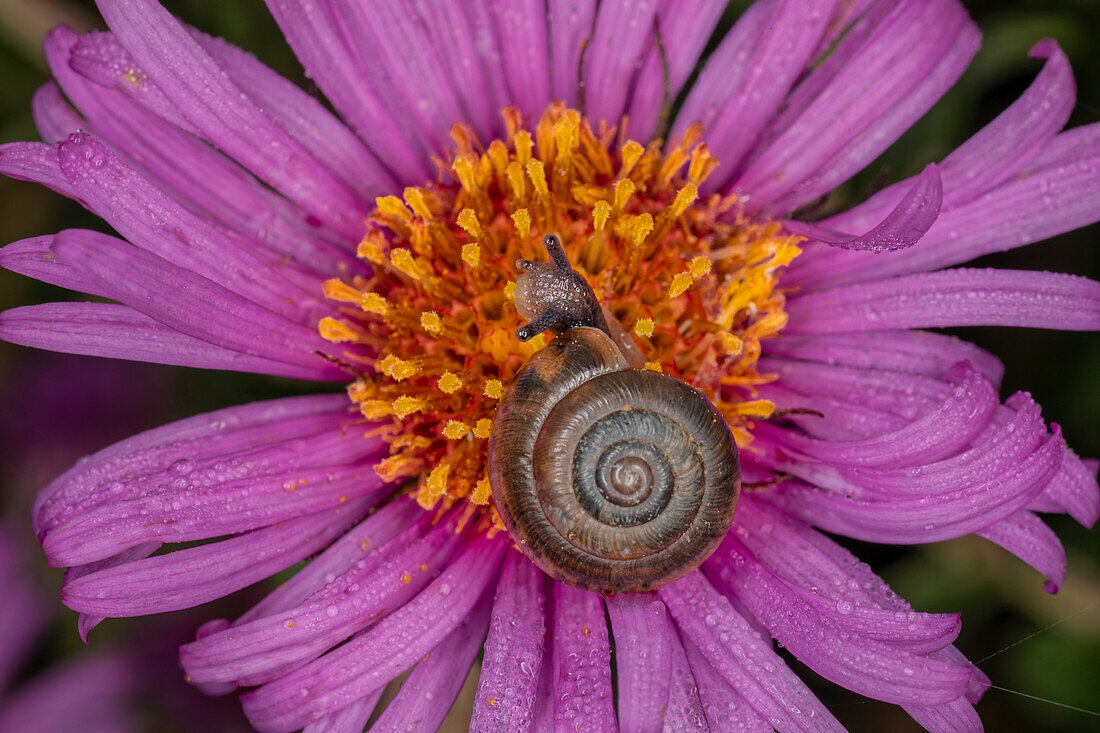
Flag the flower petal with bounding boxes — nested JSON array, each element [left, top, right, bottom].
[[485, 0, 551, 118], [769, 426, 1065, 544], [977, 510, 1066, 593], [61, 499, 370, 616], [0, 141, 76, 199], [785, 163, 942, 253], [33, 394, 353, 537], [762, 330, 1004, 391], [626, 0, 729, 142], [676, 0, 836, 187], [471, 550, 546, 732], [182, 515, 461, 687], [0, 302, 336, 380], [786, 268, 1100, 333], [1035, 452, 1100, 528], [547, 0, 596, 105], [736, 0, 978, 214], [241, 535, 506, 732], [606, 593, 672, 731], [334, 0, 467, 156], [262, 0, 431, 181], [754, 365, 998, 468], [31, 82, 85, 143], [705, 538, 971, 705], [0, 233, 110, 297], [95, 0, 371, 239], [301, 696, 380, 733], [54, 132, 326, 323], [681, 634, 772, 731], [660, 571, 843, 731], [550, 583, 617, 730], [51, 227, 337, 375], [48, 26, 360, 276], [192, 28, 393, 195], [64, 541, 161, 642], [582, 0, 660, 125], [370, 595, 490, 731]]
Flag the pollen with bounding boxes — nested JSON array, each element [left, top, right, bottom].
[[320, 104, 801, 515], [483, 379, 504, 399], [438, 372, 462, 394], [420, 311, 443, 335], [443, 420, 470, 440]]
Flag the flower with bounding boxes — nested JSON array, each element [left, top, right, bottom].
[[1, 0, 1098, 731]]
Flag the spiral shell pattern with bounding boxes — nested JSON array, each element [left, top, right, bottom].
[[489, 327, 740, 594]]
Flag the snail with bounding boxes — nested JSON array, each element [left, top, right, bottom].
[[488, 234, 740, 595]]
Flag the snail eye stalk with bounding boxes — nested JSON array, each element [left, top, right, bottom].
[[514, 233, 610, 341]]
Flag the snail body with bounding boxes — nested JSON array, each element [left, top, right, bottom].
[[488, 235, 740, 595]]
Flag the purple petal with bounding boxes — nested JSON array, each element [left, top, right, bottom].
[[95, 0, 370, 239], [769, 426, 1065, 544], [370, 594, 491, 731], [48, 26, 359, 277], [551, 583, 617, 731], [733, 498, 961, 653], [237, 497, 424, 624], [1035, 452, 1100, 528], [681, 633, 785, 731], [0, 141, 76, 199], [754, 365, 998, 468], [736, 0, 978, 214], [33, 394, 354, 536], [676, 0, 836, 188], [486, 0, 551, 119], [606, 593, 672, 731], [582, 0, 660, 125], [31, 82, 85, 143], [191, 28, 393, 195], [978, 510, 1066, 592], [44, 453, 389, 568], [547, 0, 596, 105], [0, 233, 109, 297], [301, 695, 380, 733], [50, 227, 338, 374], [61, 498, 370, 616], [54, 132, 326, 323], [334, 0, 466, 157], [705, 538, 971, 705], [471, 551, 546, 732], [903, 695, 983, 733], [762, 330, 1004, 391], [816, 39, 1076, 234], [182, 515, 462, 687], [786, 268, 1100, 333], [263, 0, 431, 181], [0, 302, 339, 380], [661, 624, 710, 731], [785, 163, 943, 252], [64, 541, 160, 642], [660, 571, 843, 731], [241, 535, 506, 732], [626, 0, 729, 142]]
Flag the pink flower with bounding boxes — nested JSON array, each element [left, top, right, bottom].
[[1, 1, 1097, 731]]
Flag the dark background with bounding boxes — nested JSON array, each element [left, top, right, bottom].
[[0, 1, 1097, 730]]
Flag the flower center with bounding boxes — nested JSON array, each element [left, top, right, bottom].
[[319, 104, 801, 524]]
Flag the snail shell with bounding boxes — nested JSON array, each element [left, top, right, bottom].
[[488, 327, 740, 595]]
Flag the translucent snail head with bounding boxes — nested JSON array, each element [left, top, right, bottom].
[[488, 235, 741, 595]]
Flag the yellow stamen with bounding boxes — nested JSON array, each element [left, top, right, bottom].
[[471, 478, 492, 505], [420, 311, 443, 335], [443, 420, 470, 439], [483, 379, 504, 399], [360, 292, 389, 316], [438, 372, 462, 394], [512, 209, 531, 242], [473, 418, 492, 439], [392, 396, 426, 419], [592, 200, 610, 233], [634, 318, 654, 337], [461, 243, 481, 268], [319, 317, 356, 343]]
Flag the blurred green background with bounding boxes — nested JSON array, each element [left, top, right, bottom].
[[0, 1, 1097, 731]]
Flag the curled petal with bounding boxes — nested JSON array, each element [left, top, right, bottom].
[[785, 164, 942, 252]]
